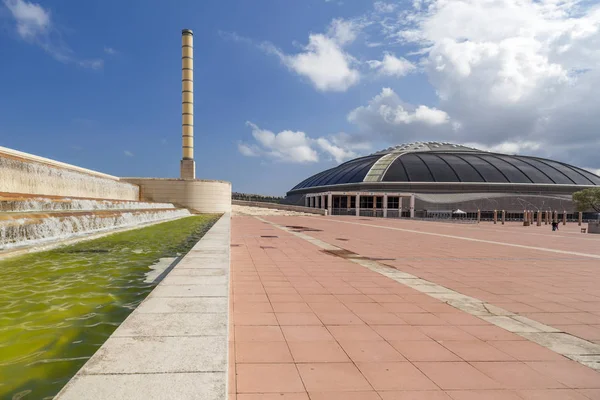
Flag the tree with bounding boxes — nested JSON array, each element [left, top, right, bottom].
[[572, 188, 600, 213]]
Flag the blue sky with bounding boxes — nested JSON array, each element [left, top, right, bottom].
[[1, 0, 600, 195]]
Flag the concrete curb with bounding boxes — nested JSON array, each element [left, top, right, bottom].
[[55, 213, 231, 400]]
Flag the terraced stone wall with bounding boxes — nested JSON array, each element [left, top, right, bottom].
[[0, 146, 139, 201]]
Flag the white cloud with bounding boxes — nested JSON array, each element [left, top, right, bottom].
[[462, 140, 542, 155], [259, 19, 362, 92], [315, 138, 358, 164], [327, 18, 361, 46], [367, 52, 416, 77], [3, 0, 49, 40], [282, 34, 359, 91], [238, 123, 367, 165], [348, 88, 450, 142], [374, 2, 396, 13], [242, 122, 318, 163], [3, 0, 103, 69], [226, 17, 369, 92], [237, 142, 260, 157], [124, 150, 134, 157], [104, 47, 117, 55]]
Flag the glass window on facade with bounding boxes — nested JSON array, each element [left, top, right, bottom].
[[337, 196, 351, 208], [388, 196, 399, 209], [376, 196, 383, 209], [333, 196, 341, 208], [360, 196, 374, 209], [350, 196, 356, 208]]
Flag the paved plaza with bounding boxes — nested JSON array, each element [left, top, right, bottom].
[[229, 216, 600, 399]]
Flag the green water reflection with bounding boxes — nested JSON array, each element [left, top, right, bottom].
[[0, 215, 220, 400]]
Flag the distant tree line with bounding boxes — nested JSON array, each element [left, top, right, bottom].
[[232, 192, 284, 204]]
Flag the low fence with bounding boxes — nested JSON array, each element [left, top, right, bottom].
[[232, 200, 327, 215]]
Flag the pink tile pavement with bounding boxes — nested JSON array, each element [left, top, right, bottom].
[[267, 215, 600, 347], [229, 216, 600, 399]]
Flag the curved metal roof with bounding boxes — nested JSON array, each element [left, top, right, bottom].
[[292, 155, 381, 190], [290, 142, 600, 191]]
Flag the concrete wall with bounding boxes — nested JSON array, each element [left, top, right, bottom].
[[123, 178, 232, 213], [232, 200, 326, 215], [0, 146, 139, 201], [589, 222, 600, 234]]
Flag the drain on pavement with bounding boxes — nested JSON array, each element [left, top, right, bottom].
[[321, 248, 394, 262], [335, 238, 349, 241], [286, 225, 323, 232], [321, 249, 361, 259], [260, 235, 278, 238]]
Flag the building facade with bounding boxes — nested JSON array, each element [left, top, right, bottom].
[[286, 142, 600, 220]]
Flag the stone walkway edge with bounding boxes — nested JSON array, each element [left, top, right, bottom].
[[56, 213, 231, 400], [259, 217, 600, 372]]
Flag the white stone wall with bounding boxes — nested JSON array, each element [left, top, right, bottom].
[[0, 148, 139, 201], [232, 200, 326, 215], [122, 178, 232, 213]]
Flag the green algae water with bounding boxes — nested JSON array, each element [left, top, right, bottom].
[[0, 215, 220, 400]]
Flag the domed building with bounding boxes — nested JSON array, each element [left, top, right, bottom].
[[285, 142, 600, 219]]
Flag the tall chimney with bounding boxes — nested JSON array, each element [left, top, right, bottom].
[[180, 29, 195, 180]]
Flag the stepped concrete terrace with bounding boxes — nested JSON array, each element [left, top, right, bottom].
[[0, 193, 191, 252]]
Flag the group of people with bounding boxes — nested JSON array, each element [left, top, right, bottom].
[[551, 221, 560, 231]]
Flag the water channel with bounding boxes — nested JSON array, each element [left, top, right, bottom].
[[0, 215, 220, 399]]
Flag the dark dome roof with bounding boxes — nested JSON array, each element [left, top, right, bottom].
[[291, 142, 600, 191]]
